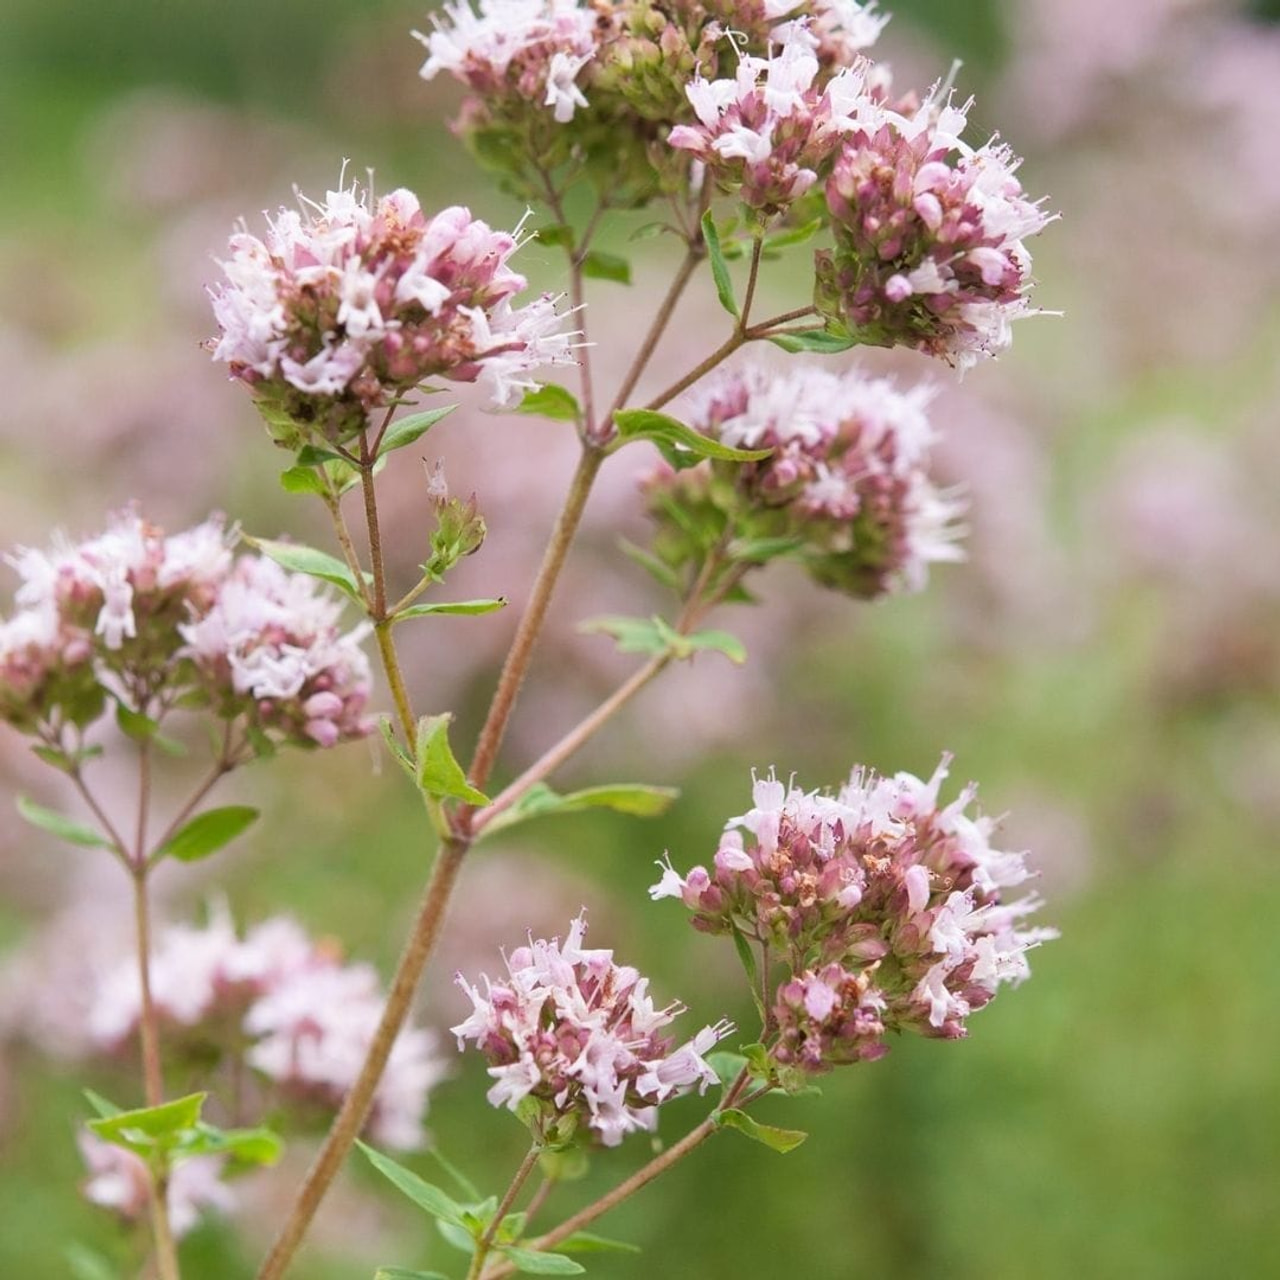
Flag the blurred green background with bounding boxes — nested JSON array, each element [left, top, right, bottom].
[[2, 1, 1279, 1277]]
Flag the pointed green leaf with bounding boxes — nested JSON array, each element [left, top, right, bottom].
[[578, 615, 669, 657], [498, 1246, 586, 1275], [380, 405, 456, 456], [617, 538, 681, 591], [423, 1144, 482, 1202], [279, 466, 328, 496], [516, 384, 582, 423], [535, 223, 575, 248], [16, 795, 110, 849], [295, 444, 346, 467], [701, 211, 738, 318], [378, 715, 417, 781], [730, 535, 804, 564], [416, 714, 489, 806], [173, 1121, 283, 1168], [730, 925, 768, 1027], [395, 598, 507, 621], [581, 250, 631, 285], [705, 1051, 749, 1088], [436, 1218, 478, 1253], [683, 628, 747, 665], [768, 328, 859, 355], [482, 782, 679, 837], [83, 1089, 122, 1120], [245, 536, 367, 602], [115, 702, 160, 741], [358, 1141, 468, 1226], [88, 1092, 207, 1154], [154, 806, 259, 864], [557, 1231, 642, 1255], [375, 1270, 451, 1280], [715, 1108, 807, 1153], [611, 409, 771, 465], [763, 217, 824, 251]]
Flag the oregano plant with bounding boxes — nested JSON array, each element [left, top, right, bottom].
[[0, 3, 1058, 1277]]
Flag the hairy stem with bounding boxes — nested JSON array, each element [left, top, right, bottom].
[[607, 244, 703, 422], [465, 444, 603, 798], [375, 621, 417, 748], [468, 1143, 543, 1280], [255, 836, 468, 1280]]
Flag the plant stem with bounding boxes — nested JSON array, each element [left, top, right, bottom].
[[523, 1177, 554, 1230], [468, 1143, 543, 1280], [375, 621, 417, 748], [359, 433, 388, 621], [465, 444, 604, 798], [739, 234, 764, 330], [607, 243, 703, 422], [473, 654, 668, 833], [255, 835, 468, 1280], [480, 1070, 752, 1280], [147, 728, 239, 867], [321, 486, 372, 613]]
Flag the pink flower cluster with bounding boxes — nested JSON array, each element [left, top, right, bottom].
[[823, 91, 1055, 368], [0, 512, 372, 751], [669, 24, 890, 211], [0, 510, 230, 730], [415, 0, 598, 124], [180, 556, 372, 749], [452, 913, 732, 1146], [91, 906, 445, 1150], [652, 758, 1055, 1069], [210, 178, 576, 440], [79, 1132, 233, 1238], [643, 363, 963, 600]]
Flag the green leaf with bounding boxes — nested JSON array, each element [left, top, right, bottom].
[[763, 217, 824, 251], [617, 538, 681, 591], [482, 781, 679, 838], [437, 1219, 479, 1255], [115, 702, 160, 741], [358, 1141, 468, 1226], [535, 223, 575, 248], [705, 1051, 749, 1088], [245, 536, 367, 602], [611, 409, 771, 465], [174, 1122, 284, 1169], [581, 250, 631, 285], [295, 443, 346, 467], [423, 1144, 482, 1202], [375, 1270, 451, 1280], [88, 1092, 207, 1154], [715, 1108, 808, 1153], [378, 715, 417, 781], [415, 714, 489, 807], [730, 535, 804, 564], [153, 806, 259, 864], [279, 466, 327, 496], [516, 384, 582, 423], [380, 405, 456, 456], [395, 598, 507, 620], [557, 1231, 642, 1255], [730, 925, 768, 1027], [83, 1089, 122, 1120], [498, 1246, 586, 1275], [701, 211, 738, 317], [65, 1244, 117, 1280], [683, 628, 747, 665], [578, 615, 669, 657], [768, 328, 859, 355], [16, 795, 110, 849]]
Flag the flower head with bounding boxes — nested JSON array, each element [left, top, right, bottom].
[[668, 24, 890, 211], [209, 177, 577, 441], [648, 362, 964, 599], [453, 912, 732, 1146], [0, 509, 232, 730], [180, 554, 373, 749], [822, 90, 1056, 368], [415, 0, 599, 122], [653, 758, 1055, 1069]]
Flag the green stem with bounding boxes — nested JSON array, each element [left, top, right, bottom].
[[468, 1143, 543, 1280]]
